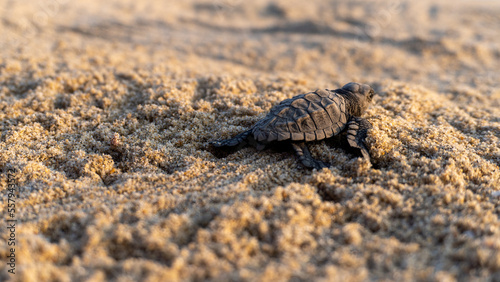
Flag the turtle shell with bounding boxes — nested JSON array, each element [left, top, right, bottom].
[[252, 89, 349, 143]]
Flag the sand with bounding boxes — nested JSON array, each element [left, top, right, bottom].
[[0, 0, 499, 281]]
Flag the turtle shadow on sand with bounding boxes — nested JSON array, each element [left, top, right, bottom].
[[208, 132, 378, 170]]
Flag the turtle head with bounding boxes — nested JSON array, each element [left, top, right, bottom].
[[341, 82, 375, 115]]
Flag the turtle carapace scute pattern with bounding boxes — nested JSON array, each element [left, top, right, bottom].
[[209, 82, 375, 169]]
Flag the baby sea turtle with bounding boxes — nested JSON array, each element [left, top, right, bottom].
[[209, 82, 375, 169]]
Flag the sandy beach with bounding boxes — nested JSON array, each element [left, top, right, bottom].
[[1, 0, 499, 281]]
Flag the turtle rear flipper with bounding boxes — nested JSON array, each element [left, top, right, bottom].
[[292, 142, 330, 170], [209, 130, 252, 158]]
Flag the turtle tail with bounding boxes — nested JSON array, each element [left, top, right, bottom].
[[208, 130, 252, 158]]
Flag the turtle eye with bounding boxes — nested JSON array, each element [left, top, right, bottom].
[[368, 90, 374, 99]]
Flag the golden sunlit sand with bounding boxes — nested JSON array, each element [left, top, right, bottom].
[[0, 0, 499, 281]]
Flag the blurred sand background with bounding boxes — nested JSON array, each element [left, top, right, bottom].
[[0, 0, 499, 281]]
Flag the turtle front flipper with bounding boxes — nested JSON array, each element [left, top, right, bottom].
[[292, 142, 330, 170], [346, 117, 372, 161], [209, 130, 252, 158]]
